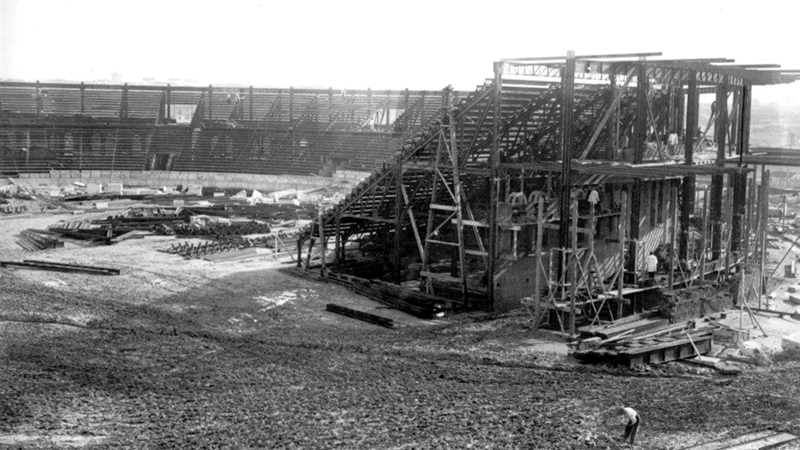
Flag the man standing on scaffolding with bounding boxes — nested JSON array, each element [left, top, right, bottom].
[[646, 252, 658, 280]]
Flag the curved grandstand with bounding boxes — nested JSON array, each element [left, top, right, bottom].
[[4, 52, 800, 327], [0, 82, 459, 176]]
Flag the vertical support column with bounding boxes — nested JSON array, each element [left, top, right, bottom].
[[617, 190, 628, 317], [759, 170, 770, 308], [289, 87, 294, 122], [166, 85, 172, 121], [700, 187, 709, 280], [729, 89, 740, 153], [487, 62, 503, 311], [120, 83, 129, 119], [79, 82, 85, 170], [627, 64, 647, 275], [632, 64, 648, 164], [35, 80, 42, 117], [394, 164, 403, 285], [628, 181, 641, 279], [570, 198, 578, 337], [669, 181, 678, 288], [740, 84, 752, 156], [606, 73, 617, 160], [676, 84, 685, 138], [208, 85, 213, 120], [710, 79, 728, 261], [420, 91, 426, 125], [534, 194, 544, 325], [334, 213, 341, 265], [249, 86, 254, 121], [732, 84, 751, 254], [680, 71, 699, 260], [318, 211, 326, 278], [328, 88, 334, 125], [558, 51, 576, 251]]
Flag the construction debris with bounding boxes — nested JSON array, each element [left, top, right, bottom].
[[325, 303, 395, 328], [288, 269, 445, 319], [574, 311, 723, 367], [15, 229, 65, 251], [0, 260, 120, 276]]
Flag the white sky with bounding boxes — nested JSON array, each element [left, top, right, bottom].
[[2, 0, 800, 104]]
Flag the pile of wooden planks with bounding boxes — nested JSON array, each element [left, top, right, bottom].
[[287, 268, 445, 319], [15, 229, 64, 251], [325, 303, 394, 328], [574, 313, 717, 367]]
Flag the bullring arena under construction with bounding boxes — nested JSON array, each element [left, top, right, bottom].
[[2, 52, 800, 449]]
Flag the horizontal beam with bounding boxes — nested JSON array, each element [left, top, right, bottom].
[[501, 52, 662, 63], [0, 81, 446, 97]]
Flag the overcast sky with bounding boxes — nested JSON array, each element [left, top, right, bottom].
[[1, 0, 799, 104]]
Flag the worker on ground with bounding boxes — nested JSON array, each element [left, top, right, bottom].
[[603, 406, 641, 446], [645, 251, 658, 280]]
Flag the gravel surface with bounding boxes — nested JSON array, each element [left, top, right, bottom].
[[1, 205, 799, 449]]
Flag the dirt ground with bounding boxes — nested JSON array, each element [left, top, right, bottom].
[[1, 202, 800, 449]]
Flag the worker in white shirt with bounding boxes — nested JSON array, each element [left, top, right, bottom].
[[604, 406, 641, 445], [645, 252, 658, 280], [667, 130, 679, 156]]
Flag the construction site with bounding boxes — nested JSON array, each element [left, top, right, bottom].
[[2, 50, 800, 449]]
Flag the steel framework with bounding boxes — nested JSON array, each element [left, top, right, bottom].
[[298, 52, 798, 335]]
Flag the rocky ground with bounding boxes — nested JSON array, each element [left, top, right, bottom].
[[0, 204, 799, 449]]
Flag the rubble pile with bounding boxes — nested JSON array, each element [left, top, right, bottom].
[[659, 282, 735, 322]]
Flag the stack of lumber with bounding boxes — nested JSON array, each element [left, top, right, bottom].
[[287, 268, 445, 319], [574, 314, 718, 367], [15, 229, 64, 251]]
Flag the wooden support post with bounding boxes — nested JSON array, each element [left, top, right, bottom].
[[394, 164, 403, 285], [570, 198, 578, 337], [249, 86, 254, 121], [724, 176, 733, 273], [633, 64, 648, 164], [289, 87, 294, 122], [669, 181, 677, 288], [588, 201, 596, 292], [618, 190, 627, 317], [558, 51, 576, 251], [166, 85, 171, 120], [208, 85, 213, 120], [318, 211, 327, 278], [744, 176, 755, 262], [296, 237, 304, 268], [80, 82, 85, 114], [534, 194, 544, 326], [487, 61, 503, 311], [700, 187, 709, 281], [710, 79, 728, 260], [680, 71, 698, 260], [628, 181, 641, 280], [759, 170, 770, 308], [606, 73, 617, 160], [334, 213, 341, 265]]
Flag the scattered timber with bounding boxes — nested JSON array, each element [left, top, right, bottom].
[[0, 260, 121, 276], [286, 268, 445, 319], [325, 303, 395, 328]]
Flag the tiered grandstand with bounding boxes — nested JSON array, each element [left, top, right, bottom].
[[0, 82, 458, 175]]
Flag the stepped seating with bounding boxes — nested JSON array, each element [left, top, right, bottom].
[[2, 83, 453, 176], [0, 86, 37, 115]]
